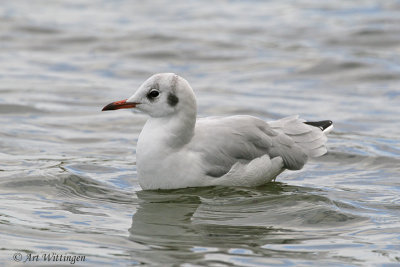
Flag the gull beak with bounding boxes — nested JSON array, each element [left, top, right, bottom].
[[102, 99, 138, 111]]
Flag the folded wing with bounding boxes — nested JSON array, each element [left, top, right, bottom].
[[190, 115, 309, 178]]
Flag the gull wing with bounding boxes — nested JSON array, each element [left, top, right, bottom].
[[190, 115, 308, 178]]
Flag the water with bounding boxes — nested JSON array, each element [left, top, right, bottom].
[[1, 0, 400, 266]]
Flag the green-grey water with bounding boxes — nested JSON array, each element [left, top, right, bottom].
[[1, 0, 400, 266]]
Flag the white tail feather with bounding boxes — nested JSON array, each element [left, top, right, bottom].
[[269, 116, 332, 158]]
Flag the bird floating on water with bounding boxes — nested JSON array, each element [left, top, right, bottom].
[[102, 73, 333, 190]]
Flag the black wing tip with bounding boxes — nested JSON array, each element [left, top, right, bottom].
[[304, 120, 333, 131]]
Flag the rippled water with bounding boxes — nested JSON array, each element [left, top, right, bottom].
[[1, 0, 400, 266]]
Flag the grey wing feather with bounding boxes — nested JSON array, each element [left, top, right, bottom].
[[191, 115, 308, 177], [269, 115, 329, 158]]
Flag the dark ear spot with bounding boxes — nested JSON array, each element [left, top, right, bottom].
[[167, 93, 179, 107]]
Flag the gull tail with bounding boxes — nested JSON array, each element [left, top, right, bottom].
[[269, 116, 333, 158], [304, 120, 333, 134]]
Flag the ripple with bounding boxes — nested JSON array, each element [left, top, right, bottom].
[[129, 184, 367, 252], [0, 104, 44, 114], [15, 25, 61, 35], [298, 60, 369, 75], [56, 174, 136, 204]]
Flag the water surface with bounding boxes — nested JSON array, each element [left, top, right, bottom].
[[1, 0, 400, 266]]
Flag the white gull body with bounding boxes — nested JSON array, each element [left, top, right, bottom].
[[103, 73, 333, 190]]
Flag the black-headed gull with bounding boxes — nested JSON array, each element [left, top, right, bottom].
[[103, 73, 333, 190]]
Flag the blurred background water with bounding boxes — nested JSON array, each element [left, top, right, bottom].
[[1, 0, 400, 266]]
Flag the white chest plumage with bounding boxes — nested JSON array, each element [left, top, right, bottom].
[[136, 118, 205, 190]]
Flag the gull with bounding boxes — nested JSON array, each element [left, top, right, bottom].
[[102, 73, 333, 190]]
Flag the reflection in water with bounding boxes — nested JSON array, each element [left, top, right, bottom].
[[128, 184, 365, 265]]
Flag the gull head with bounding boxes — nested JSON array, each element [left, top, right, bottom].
[[102, 73, 196, 118]]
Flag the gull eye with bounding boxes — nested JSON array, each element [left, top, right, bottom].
[[147, 89, 160, 99]]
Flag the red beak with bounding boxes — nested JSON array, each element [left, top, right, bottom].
[[102, 99, 138, 111]]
